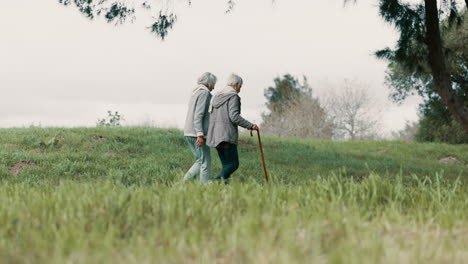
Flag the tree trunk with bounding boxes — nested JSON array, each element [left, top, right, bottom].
[[424, 0, 468, 132]]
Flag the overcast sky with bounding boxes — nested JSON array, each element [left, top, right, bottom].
[[0, 0, 421, 134]]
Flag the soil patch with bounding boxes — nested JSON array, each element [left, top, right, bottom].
[[103, 151, 115, 157], [10, 160, 36, 176], [2, 144, 17, 149], [90, 135, 107, 142], [438, 156, 459, 165]]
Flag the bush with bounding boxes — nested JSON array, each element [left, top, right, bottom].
[[97, 111, 124, 127], [415, 98, 468, 144], [417, 118, 468, 144]]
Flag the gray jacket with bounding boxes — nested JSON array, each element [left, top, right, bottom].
[[207, 87, 254, 147], [184, 85, 212, 137]]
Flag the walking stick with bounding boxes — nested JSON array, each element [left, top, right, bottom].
[[250, 129, 269, 183]]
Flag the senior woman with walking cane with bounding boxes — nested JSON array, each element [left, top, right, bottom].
[[207, 73, 259, 184], [183, 72, 217, 185]]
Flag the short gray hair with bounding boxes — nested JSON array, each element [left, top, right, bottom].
[[226, 73, 243, 87], [197, 72, 217, 89]]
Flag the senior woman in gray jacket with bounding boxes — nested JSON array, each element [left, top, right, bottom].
[[183, 72, 217, 185], [207, 73, 258, 183]]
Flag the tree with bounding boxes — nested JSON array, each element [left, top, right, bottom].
[[57, 0, 235, 40], [262, 74, 334, 139], [375, 0, 468, 131], [383, 9, 467, 142], [264, 74, 312, 114], [325, 80, 381, 140]]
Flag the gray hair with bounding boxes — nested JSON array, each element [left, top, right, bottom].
[[197, 72, 217, 89], [226, 73, 243, 88]]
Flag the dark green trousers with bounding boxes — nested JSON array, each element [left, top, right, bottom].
[[215, 142, 239, 181]]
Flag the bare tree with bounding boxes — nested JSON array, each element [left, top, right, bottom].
[[325, 80, 382, 140], [262, 74, 334, 139], [262, 96, 335, 139]]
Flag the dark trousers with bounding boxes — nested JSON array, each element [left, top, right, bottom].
[[215, 142, 239, 181]]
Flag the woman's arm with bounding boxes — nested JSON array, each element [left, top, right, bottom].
[[227, 95, 254, 129], [193, 90, 210, 136]]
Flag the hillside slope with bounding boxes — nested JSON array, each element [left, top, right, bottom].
[[0, 127, 467, 264], [0, 127, 466, 184]]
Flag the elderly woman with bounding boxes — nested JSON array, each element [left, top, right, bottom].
[[183, 72, 217, 185], [207, 73, 258, 183]]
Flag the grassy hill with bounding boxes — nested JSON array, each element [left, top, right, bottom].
[[1, 127, 466, 184], [0, 127, 467, 263]]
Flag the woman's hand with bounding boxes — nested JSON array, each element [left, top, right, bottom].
[[251, 124, 259, 131], [196, 136, 204, 147]]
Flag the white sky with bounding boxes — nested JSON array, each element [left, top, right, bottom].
[[0, 0, 421, 134]]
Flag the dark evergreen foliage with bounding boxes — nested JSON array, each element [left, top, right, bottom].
[[57, 0, 239, 39], [376, 0, 467, 131], [264, 74, 312, 114], [148, 12, 177, 40], [57, 0, 178, 40], [383, 8, 467, 143], [416, 97, 468, 144]]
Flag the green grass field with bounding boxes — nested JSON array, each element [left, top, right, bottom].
[[0, 127, 467, 263]]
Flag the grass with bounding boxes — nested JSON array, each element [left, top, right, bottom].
[[0, 127, 467, 263]]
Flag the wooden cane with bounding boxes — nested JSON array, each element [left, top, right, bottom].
[[250, 129, 269, 183]]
